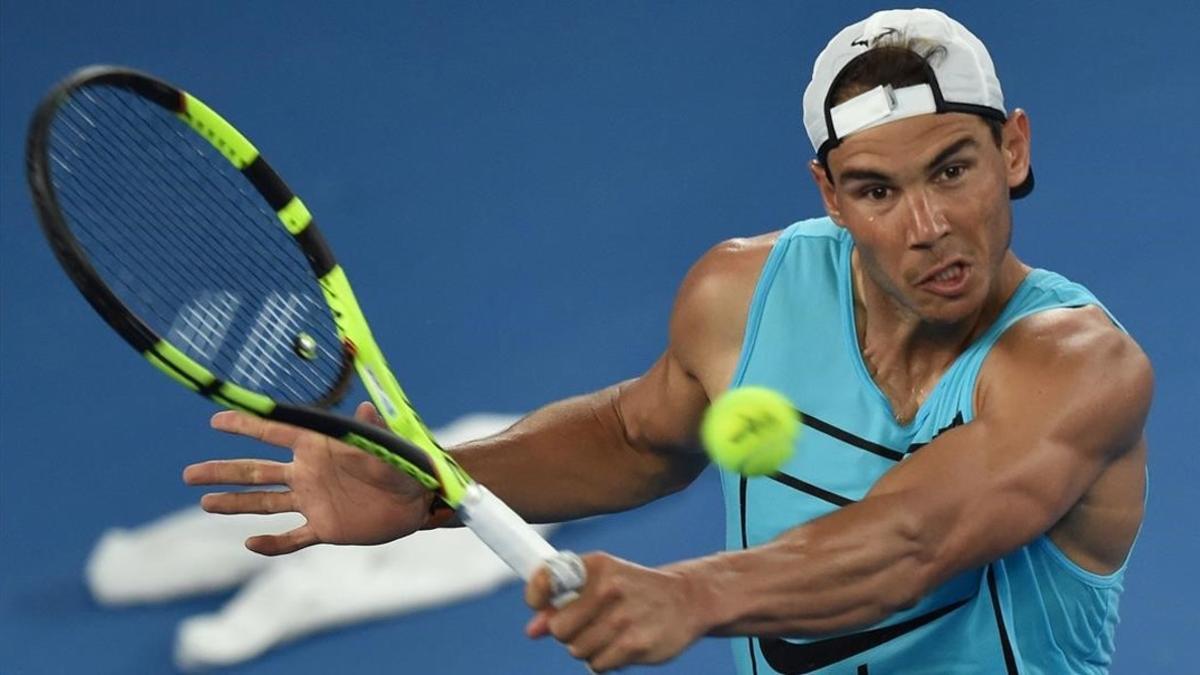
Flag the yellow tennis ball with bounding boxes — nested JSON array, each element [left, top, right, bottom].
[[701, 386, 800, 476]]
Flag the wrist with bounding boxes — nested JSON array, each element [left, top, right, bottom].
[[668, 553, 742, 637]]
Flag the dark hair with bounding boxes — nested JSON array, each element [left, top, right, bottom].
[[821, 42, 1004, 180]]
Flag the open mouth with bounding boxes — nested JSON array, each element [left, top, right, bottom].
[[917, 261, 970, 296]]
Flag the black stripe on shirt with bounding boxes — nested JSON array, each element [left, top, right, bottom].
[[769, 471, 856, 507], [799, 410, 905, 462], [987, 565, 1019, 675]]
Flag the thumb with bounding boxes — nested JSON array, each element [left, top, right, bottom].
[[354, 401, 386, 428], [245, 524, 318, 556]]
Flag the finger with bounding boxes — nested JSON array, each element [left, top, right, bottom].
[[548, 595, 608, 646], [183, 459, 289, 486], [589, 634, 651, 674], [354, 401, 385, 428], [565, 610, 623, 664], [200, 490, 297, 515], [211, 411, 305, 449], [525, 610, 552, 638], [525, 566, 553, 610], [544, 555, 609, 643], [245, 525, 318, 556], [588, 643, 630, 674]]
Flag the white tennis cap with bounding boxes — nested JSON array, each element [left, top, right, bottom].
[[803, 8, 1032, 197]]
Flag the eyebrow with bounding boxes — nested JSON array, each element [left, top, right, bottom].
[[836, 136, 980, 185], [925, 137, 979, 172]]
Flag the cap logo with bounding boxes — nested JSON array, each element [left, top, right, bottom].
[[851, 27, 897, 49]]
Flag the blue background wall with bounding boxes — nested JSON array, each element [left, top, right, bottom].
[[1, 1, 1196, 673]]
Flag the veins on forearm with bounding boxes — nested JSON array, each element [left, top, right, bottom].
[[680, 497, 935, 638]]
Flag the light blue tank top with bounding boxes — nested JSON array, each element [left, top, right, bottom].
[[721, 218, 1135, 675]]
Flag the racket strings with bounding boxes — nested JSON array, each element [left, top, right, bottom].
[[52, 107, 295, 340], [54, 87, 343, 402], [52, 158, 337, 406], [51, 121, 327, 388], [56, 185, 331, 400], [55, 94, 289, 298], [53, 186, 334, 407], [98, 89, 315, 283], [51, 126, 227, 306], [50, 136, 334, 406], [46, 84, 346, 405], [49, 114, 266, 336], [65, 92, 309, 298]]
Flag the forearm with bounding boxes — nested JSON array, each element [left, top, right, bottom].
[[450, 382, 706, 523], [673, 493, 934, 637]]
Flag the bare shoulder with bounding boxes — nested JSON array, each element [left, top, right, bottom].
[[979, 304, 1153, 453], [673, 233, 779, 316], [988, 305, 1151, 384], [668, 233, 779, 388]]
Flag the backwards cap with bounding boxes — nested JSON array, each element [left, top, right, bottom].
[[803, 8, 1033, 198]]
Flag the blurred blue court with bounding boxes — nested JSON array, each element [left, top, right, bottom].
[[1, 1, 1197, 672]]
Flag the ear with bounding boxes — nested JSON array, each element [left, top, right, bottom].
[[809, 159, 845, 226], [1002, 109, 1032, 192]]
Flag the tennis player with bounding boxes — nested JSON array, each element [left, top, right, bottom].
[[186, 9, 1152, 673]]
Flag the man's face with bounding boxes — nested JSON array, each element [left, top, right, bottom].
[[812, 111, 1030, 325]]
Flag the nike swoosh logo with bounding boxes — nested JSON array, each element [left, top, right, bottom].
[[759, 598, 969, 673]]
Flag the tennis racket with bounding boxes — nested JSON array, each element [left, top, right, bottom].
[[26, 65, 584, 605]]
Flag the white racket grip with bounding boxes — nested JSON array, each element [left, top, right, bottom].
[[457, 483, 584, 607]]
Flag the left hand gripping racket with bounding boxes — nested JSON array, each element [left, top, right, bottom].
[[26, 65, 582, 606]]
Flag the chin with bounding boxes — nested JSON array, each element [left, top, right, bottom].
[[916, 293, 985, 325], [921, 308, 976, 326]]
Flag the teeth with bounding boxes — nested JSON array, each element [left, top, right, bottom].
[[933, 265, 961, 283]]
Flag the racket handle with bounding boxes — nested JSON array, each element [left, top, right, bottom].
[[457, 483, 585, 606]]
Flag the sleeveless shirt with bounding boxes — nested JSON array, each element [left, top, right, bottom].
[[720, 217, 1135, 674]]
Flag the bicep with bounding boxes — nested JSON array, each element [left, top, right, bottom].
[[611, 236, 772, 489], [867, 314, 1152, 584], [614, 349, 711, 493]]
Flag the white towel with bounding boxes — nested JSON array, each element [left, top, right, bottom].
[[84, 413, 560, 670]]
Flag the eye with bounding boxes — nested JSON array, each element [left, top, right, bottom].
[[861, 186, 891, 201], [939, 164, 967, 181]]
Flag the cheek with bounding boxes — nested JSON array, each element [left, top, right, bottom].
[[861, 226, 911, 269], [966, 191, 1011, 257], [857, 243, 911, 289], [847, 221, 915, 280], [990, 200, 1013, 252], [940, 179, 1007, 247], [846, 216, 904, 251]]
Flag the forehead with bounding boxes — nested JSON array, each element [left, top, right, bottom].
[[827, 112, 993, 170]]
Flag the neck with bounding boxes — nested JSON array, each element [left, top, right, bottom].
[[851, 250, 1028, 417]]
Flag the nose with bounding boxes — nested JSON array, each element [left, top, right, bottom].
[[904, 189, 949, 248]]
